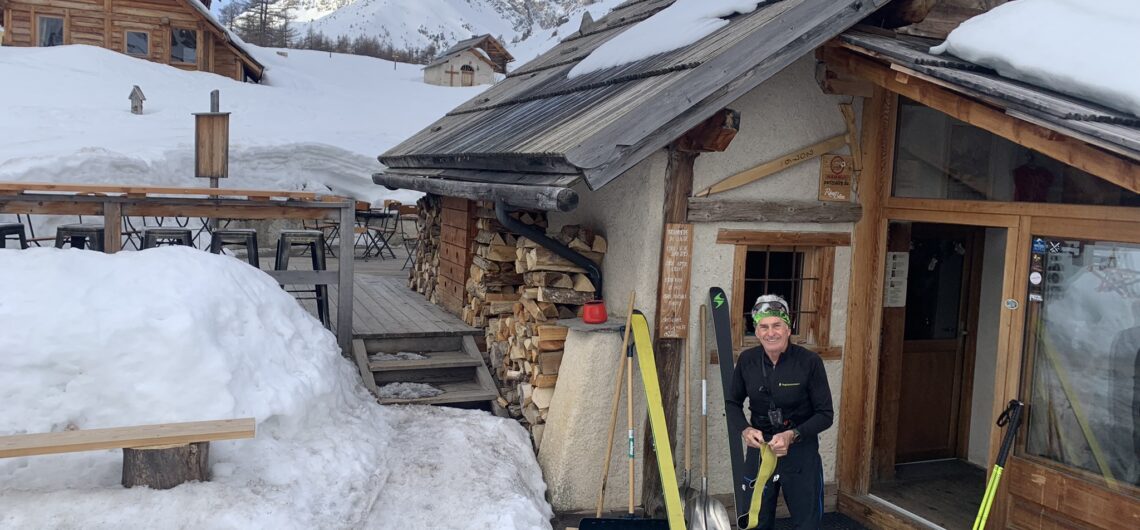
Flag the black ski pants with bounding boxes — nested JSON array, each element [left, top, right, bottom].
[[741, 436, 824, 530]]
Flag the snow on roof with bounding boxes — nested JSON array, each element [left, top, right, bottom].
[[567, 0, 762, 79], [930, 0, 1140, 118], [183, 0, 264, 74]]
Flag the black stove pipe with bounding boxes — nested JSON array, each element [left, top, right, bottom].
[[494, 201, 603, 300]]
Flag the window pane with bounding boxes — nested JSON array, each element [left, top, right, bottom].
[[170, 29, 197, 64], [742, 250, 803, 337], [38, 17, 63, 47], [1022, 237, 1140, 489], [904, 237, 965, 340], [893, 98, 1140, 207], [127, 32, 148, 56]]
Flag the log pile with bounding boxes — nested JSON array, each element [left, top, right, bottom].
[[485, 225, 607, 443], [408, 194, 442, 303], [462, 205, 546, 327]]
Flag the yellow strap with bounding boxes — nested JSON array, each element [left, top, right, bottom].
[[630, 313, 686, 530], [743, 444, 779, 529]]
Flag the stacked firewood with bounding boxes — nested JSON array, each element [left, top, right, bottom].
[[408, 194, 441, 302], [485, 225, 607, 443], [462, 205, 546, 327]]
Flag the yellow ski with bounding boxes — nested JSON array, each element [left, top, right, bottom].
[[741, 444, 778, 529], [630, 311, 686, 530]]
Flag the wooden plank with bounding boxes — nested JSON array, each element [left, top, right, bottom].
[[102, 200, 122, 253], [694, 133, 848, 197], [729, 244, 747, 355], [0, 418, 255, 458], [823, 48, 1140, 195], [886, 197, 1140, 224], [657, 223, 693, 339], [688, 198, 862, 223], [439, 241, 467, 268], [264, 270, 338, 285], [0, 181, 333, 201], [1005, 457, 1140, 530], [352, 339, 380, 396], [871, 223, 909, 480], [440, 207, 470, 230], [336, 204, 354, 353], [837, 87, 896, 497], [837, 492, 943, 530], [715, 230, 851, 247]]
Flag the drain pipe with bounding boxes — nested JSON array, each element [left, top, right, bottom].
[[495, 201, 602, 300]]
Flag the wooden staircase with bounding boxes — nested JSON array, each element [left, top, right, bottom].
[[352, 334, 500, 409]]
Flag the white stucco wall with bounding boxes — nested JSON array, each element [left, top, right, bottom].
[[547, 53, 860, 503], [423, 50, 497, 87]]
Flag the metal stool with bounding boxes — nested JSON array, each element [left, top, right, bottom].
[[210, 228, 260, 268], [0, 223, 29, 249], [142, 228, 194, 249], [55, 224, 105, 251], [275, 230, 329, 328]]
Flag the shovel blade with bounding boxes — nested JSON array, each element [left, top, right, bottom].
[[683, 488, 733, 530]]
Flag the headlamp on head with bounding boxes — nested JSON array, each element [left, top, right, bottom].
[[751, 295, 791, 327]]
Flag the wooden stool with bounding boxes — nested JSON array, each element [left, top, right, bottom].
[[210, 229, 260, 267], [0, 223, 28, 249], [142, 228, 194, 249], [275, 230, 329, 328], [54, 224, 105, 251]]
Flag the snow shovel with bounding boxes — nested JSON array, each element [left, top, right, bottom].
[[972, 400, 1024, 530], [682, 305, 732, 530]]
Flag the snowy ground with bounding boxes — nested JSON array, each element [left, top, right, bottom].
[[0, 247, 553, 529], [0, 44, 483, 205]]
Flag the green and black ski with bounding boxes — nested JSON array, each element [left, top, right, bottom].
[[708, 287, 748, 523]]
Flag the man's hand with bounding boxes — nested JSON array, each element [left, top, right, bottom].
[[767, 430, 795, 457], [742, 427, 766, 449]]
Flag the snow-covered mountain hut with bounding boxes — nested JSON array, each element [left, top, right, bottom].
[[0, 0, 263, 82], [423, 34, 512, 87], [378, 0, 1140, 527]]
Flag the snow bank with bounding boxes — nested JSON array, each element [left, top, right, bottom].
[[568, 0, 761, 79], [930, 0, 1140, 118], [0, 247, 552, 529]]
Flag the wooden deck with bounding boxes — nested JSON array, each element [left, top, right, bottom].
[[333, 274, 478, 338]]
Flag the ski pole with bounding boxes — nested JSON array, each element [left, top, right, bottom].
[[972, 400, 1024, 530]]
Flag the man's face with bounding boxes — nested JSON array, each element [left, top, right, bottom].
[[754, 315, 791, 355]]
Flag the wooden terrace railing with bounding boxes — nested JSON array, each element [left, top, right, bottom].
[[0, 182, 356, 353]]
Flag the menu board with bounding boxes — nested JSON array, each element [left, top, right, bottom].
[[658, 223, 693, 339]]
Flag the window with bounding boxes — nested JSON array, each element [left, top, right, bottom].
[[1021, 236, 1140, 492], [719, 230, 845, 359], [126, 31, 149, 57], [892, 97, 1140, 207], [37, 16, 64, 47], [170, 28, 197, 64], [460, 64, 475, 87]]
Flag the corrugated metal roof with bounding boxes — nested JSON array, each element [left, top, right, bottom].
[[380, 0, 886, 193], [839, 30, 1140, 161]]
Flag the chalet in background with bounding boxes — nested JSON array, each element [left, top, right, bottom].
[[423, 34, 512, 87], [0, 0, 263, 82]]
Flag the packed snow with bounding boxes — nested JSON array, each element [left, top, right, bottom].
[[0, 44, 484, 205], [0, 247, 553, 529], [930, 0, 1140, 118], [371, 351, 429, 361], [568, 0, 761, 79], [377, 382, 446, 400]]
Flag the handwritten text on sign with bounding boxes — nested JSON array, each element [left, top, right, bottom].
[[658, 223, 693, 339]]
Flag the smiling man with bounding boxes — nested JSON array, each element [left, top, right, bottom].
[[726, 294, 834, 529]]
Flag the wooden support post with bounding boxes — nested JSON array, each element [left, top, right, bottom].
[[122, 442, 209, 489], [103, 201, 122, 253], [641, 145, 695, 517], [871, 222, 909, 480], [337, 203, 355, 355]]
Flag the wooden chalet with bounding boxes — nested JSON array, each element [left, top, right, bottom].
[[423, 34, 512, 87], [379, 0, 1140, 527], [0, 0, 264, 82]]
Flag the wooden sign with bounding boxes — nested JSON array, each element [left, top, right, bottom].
[[658, 223, 693, 339], [194, 112, 230, 179], [818, 154, 853, 202]]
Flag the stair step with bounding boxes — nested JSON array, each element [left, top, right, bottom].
[[377, 380, 498, 406], [368, 350, 480, 372]]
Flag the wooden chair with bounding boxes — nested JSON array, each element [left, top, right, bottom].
[[0, 418, 255, 490]]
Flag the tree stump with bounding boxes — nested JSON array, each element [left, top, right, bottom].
[[121, 442, 209, 489]]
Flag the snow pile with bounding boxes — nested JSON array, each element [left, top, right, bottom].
[[371, 351, 429, 361], [377, 382, 444, 400], [0, 247, 552, 529], [930, 0, 1140, 118], [568, 0, 761, 79], [0, 44, 484, 205]]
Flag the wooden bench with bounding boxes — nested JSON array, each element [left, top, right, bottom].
[[0, 418, 255, 489]]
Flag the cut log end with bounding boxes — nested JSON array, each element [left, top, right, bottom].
[[122, 442, 210, 490]]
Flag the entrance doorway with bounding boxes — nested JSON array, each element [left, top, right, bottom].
[[869, 222, 1005, 529]]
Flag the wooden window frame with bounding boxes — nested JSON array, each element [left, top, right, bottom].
[[169, 27, 198, 65], [36, 14, 65, 47], [717, 229, 847, 360], [125, 30, 149, 58]]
